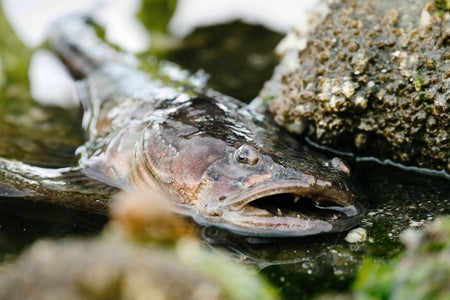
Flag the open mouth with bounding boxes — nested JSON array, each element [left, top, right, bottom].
[[246, 193, 358, 221], [217, 186, 364, 236]]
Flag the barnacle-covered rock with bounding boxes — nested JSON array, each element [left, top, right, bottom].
[[263, 0, 450, 173]]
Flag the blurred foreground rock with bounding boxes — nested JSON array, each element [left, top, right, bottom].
[[0, 239, 221, 300], [0, 191, 278, 300], [263, 0, 449, 173], [353, 217, 450, 299]]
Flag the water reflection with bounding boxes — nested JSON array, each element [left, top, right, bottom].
[[202, 225, 362, 274]]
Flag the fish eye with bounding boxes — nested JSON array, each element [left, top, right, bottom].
[[234, 144, 259, 165]]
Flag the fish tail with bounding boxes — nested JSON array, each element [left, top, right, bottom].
[[49, 16, 119, 79]]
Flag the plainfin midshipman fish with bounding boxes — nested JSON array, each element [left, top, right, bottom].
[[0, 18, 365, 236]]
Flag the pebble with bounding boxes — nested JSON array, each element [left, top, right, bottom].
[[345, 227, 367, 243]]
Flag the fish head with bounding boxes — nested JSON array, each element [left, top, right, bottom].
[[195, 141, 365, 237], [136, 97, 364, 237]]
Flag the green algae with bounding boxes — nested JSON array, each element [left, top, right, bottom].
[[0, 7, 84, 166], [137, 0, 177, 33], [0, 7, 31, 87], [176, 240, 279, 300], [0, 6, 32, 111], [434, 0, 450, 13]]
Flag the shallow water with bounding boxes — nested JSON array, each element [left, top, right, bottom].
[[0, 7, 449, 300]]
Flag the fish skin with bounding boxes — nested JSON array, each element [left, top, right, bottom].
[[50, 17, 365, 236]]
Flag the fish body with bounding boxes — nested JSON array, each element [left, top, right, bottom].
[[48, 18, 365, 236]]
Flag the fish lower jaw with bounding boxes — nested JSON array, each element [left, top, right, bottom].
[[217, 210, 334, 237]]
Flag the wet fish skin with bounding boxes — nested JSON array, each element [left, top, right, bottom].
[[49, 17, 365, 236]]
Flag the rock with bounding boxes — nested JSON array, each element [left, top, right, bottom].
[[0, 189, 279, 300], [344, 227, 367, 243], [0, 239, 221, 300], [262, 0, 450, 174], [0, 237, 278, 300]]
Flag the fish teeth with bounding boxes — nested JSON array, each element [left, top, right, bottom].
[[293, 196, 300, 203], [277, 208, 282, 216]]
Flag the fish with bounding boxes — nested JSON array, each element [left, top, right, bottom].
[[0, 17, 365, 236]]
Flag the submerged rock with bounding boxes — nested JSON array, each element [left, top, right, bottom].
[[263, 0, 450, 173]]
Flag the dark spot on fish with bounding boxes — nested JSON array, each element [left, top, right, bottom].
[[219, 195, 227, 201]]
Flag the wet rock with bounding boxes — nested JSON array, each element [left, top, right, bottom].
[[262, 0, 450, 173]]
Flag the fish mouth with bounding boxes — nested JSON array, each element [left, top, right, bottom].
[[247, 193, 358, 219], [216, 182, 364, 237]]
